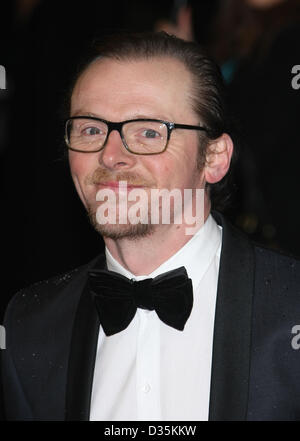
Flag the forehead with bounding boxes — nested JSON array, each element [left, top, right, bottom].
[[71, 56, 196, 122]]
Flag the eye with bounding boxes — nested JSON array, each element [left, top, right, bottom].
[[141, 129, 161, 139], [82, 126, 102, 136]]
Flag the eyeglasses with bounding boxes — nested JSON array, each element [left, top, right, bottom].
[[65, 116, 208, 155]]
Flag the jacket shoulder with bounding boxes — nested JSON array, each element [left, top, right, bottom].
[[4, 255, 101, 327], [252, 245, 300, 312], [2, 257, 102, 421], [254, 245, 300, 280]]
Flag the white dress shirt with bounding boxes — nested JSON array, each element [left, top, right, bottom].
[[90, 214, 222, 421]]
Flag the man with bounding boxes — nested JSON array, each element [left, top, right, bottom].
[[2, 32, 300, 421]]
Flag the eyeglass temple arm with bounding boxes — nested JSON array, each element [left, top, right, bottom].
[[173, 123, 207, 132]]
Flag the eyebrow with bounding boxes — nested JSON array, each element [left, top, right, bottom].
[[71, 111, 97, 117], [70, 110, 173, 122]]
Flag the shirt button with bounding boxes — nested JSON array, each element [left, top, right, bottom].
[[142, 383, 151, 393]]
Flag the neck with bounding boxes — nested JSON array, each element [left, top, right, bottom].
[[104, 199, 211, 276]]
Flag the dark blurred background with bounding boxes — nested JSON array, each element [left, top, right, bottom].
[[1, 0, 300, 324]]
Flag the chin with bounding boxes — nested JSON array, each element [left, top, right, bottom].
[[88, 209, 155, 240]]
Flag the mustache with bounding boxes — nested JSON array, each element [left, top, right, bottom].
[[85, 168, 156, 188]]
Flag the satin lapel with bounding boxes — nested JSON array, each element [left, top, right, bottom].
[[209, 212, 255, 421], [65, 254, 106, 421]]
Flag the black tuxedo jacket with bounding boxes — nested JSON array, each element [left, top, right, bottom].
[[2, 213, 300, 421]]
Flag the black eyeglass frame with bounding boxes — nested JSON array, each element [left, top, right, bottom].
[[65, 116, 208, 155]]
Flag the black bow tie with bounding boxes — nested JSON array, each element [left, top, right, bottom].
[[88, 266, 193, 336]]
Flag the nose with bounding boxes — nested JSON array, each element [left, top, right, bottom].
[[99, 130, 137, 170]]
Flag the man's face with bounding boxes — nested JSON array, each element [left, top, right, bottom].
[[69, 56, 208, 239]]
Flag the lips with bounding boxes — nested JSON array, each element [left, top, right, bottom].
[[97, 181, 145, 190]]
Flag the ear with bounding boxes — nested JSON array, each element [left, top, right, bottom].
[[204, 133, 234, 184]]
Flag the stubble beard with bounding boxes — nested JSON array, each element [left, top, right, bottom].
[[87, 204, 156, 240], [83, 155, 206, 240], [84, 168, 159, 240]]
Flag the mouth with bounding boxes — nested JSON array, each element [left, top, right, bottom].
[[96, 181, 146, 191]]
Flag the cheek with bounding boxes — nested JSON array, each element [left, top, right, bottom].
[[68, 152, 93, 182], [145, 158, 174, 188], [144, 153, 193, 190], [68, 153, 97, 208]]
